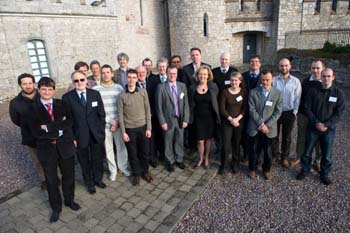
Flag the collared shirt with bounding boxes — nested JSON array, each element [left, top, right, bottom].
[[273, 74, 301, 115], [120, 68, 128, 88], [220, 66, 229, 74], [138, 81, 147, 89], [261, 87, 270, 98], [40, 98, 53, 110], [250, 70, 260, 78], [159, 75, 167, 83], [309, 76, 322, 82], [76, 89, 87, 100], [168, 82, 177, 95]]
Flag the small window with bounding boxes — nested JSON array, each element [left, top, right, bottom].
[[240, 0, 244, 12], [139, 0, 144, 26], [27, 40, 51, 82], [315, 0, 321, 14], [257, 0, 261, 11], [332, 0, 338, 13], [203, 13, 208, 37]]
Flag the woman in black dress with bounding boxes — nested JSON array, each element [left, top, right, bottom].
[[189, 66, 220, 168]]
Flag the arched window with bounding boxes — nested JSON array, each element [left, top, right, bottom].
[[26, 40, 51, 82], [240, 0, 244, 12], [203, 13, 208, 37], [315, 0, 321, 14], [332, 0, 338, 12]]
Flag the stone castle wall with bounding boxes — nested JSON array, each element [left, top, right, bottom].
[[0, 0, 169, 100]]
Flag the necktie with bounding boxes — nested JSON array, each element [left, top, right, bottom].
[[161, 76, 166, 83], [222, 69, 226, 74], [80, 92, 87, 106], [251, 73, 256, 78], [171, 85, 179, 117], [45, 103, 54, 121], [141, 82, 146, 89]]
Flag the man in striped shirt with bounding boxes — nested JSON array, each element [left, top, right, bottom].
[[93, 64, 130, 181]]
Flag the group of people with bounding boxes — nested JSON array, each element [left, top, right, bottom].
[[9, 48, 345, 223]]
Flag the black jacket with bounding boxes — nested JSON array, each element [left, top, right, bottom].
[[188, 81, 220, 125], [305, 84, 345, 128], [9, 91, 40, 147], [298, 76, 323, 115], [242, 70, 261, 95], [212, 66, 238, 93], [181, 62, 211, 89]]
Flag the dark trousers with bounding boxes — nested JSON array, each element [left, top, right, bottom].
[[273, 110, 296, 160], [248, 132, 273, 172], [220, 122, 242, 168], [125, 125, 150, 176], [301, 126, 336, 178], [241, 117, 249, 161], [40, 149, 75, 212], [150, 116, 164, 162], [77, 143, 104, 188]]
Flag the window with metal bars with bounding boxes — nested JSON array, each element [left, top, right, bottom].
[[26, 40, 51, 82]]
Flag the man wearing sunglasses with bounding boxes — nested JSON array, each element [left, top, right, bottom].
[[62, 71, 106, 194]]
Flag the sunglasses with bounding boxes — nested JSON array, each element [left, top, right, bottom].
[[73, 79, 86, 83]]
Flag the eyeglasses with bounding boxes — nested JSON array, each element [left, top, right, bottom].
[[73, 79, 86, 83], [172, 60, 181, 63]]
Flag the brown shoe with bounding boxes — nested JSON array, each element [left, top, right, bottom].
[[248, 171, 256, 180], [143, 174, 153, 183], [132, 176, 140, 186], [281, 159, 290, 168], [41, 181, 46, 191], [313, 163, 321, 173], [290, 159, 300, 167], [263, 171, 272, 180]]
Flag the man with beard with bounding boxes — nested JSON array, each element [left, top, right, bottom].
[[9, 73, 46, 190]]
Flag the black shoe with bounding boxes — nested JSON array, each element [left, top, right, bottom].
[[149, 160, 158, 168], [231, 164, 238, 174], [320, 176, 332, 185], [296, 171, 306, 180], [87, 186, 96, 194], [175, 162, 185, 169], [95, 181, 107, 189], [50, 210, 60, 223], [166, 163, 174, 172], [65, 201, 81, 211], [217, 166, 224, 175]]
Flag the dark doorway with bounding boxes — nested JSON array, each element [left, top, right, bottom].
[[243, 33, 257, 63]]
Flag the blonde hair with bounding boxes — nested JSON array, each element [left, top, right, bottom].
[[195, 65, 213, 81]]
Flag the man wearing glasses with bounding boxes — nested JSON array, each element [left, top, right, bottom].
[[62, 71, 106, 194]]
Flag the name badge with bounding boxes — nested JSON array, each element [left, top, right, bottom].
[[236, 96, 243, 102], [224, 80, 231, 85], [92, 101, 98, 107], [329, 96, 337, 102], [180, 92, 185, 99], [265, 101, 273, 106]]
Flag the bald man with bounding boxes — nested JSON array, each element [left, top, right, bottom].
[[212, 52, 238, 93], [296, 68, 344, 185], [272, 58, 301, 168]]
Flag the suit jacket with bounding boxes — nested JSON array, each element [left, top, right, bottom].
[[247, 86, 282, 138], [113, 67, 129, 88], [155, 81, 190, 128], [62, 88, 106, 148], [188, 81, 221, 125], [181, 62, 211, 88], [26, 99, 76, 161], [242, 70, 261, 94], [212, 66, 238, 93], [144, 74, 162, 115]]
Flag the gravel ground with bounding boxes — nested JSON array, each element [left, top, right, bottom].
[[174, 86, 350, 232]]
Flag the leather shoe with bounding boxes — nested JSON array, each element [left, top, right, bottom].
[[95, 181, 107, 189], [217, 166, 224, 175], [175, 162, 185, 169], [41, 181, 46, 191], [320, 176, 332, 185], [49, 210, 61, 223], [296, 171, 306, 180], [290, 159, 300, 167], [263, 171, 272, 180], [143, 174, 153, 183], [87, 186, 96, 194], [248, 171, 256, 180], [313, 163, 321, 173], [149, 160, 158, 168], [65, 201, 81, 211], [133, 176, 140, 186], [166, 163, 175, 172]]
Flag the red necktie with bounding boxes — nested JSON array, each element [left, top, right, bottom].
[[45, 103, 54, 121]]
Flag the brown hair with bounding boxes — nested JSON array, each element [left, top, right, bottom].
[[195, 65, 213, 81]]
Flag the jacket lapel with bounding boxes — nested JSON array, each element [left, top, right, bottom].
[[165, 83, 174, 105]]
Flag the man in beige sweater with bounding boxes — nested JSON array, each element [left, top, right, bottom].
[[118, 69, 152, 186]]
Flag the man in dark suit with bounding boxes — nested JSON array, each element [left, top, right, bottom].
[[170, 55, 184, 83], [241, 54, 262, 161], [181, 47, 211, 89], [142, 57, 157, 80], [247, 70, 282, 180], [212, 52, 238, 93], [26, 77, 80, 222], [155, 66, 190, 172], [62, 71, 106, 194]]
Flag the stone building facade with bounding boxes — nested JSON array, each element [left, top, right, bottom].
[[0, 0, 349, 100]]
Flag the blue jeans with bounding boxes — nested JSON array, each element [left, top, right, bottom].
[[301, 126, 336, 178]]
